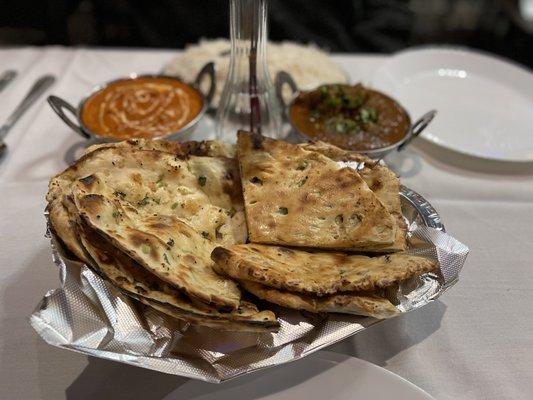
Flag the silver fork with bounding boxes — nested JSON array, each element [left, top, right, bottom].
[[0, 70, 17, 94], [0, 74, 56, 162]]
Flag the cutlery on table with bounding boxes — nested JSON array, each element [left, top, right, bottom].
[[0, 70, 17, 94], [0, 74, 56, 162]]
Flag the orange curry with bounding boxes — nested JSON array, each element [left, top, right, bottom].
[[289, 84, 410, 151], [81, 77, 203, 139]]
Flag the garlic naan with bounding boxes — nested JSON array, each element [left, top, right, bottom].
[[301, 141, 407, 252], [85, 138, 236, 158], [212, 243, 436, 296], [74, 191, 241, 310], [77, 219, 278, 331], [236, 131, 396, 250], [240, 281, 399, 319], [47, 144, 246, 263]]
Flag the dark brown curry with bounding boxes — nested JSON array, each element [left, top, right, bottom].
[[288, 84, 410, 151]]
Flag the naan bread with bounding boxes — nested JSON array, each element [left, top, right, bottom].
[[85, 138, 184, 155], [85, 138, 236, 158], [48, 199, 89, 262], [74, 191, 241, 310], [302, 141, 406, 251], [212, 243, 437, 296], [47, 145, 246, 262], [240, 281, 399, 319], [140, 298, 277, 332], [77, 219, 278, 331], [237, 131, 396, 249]]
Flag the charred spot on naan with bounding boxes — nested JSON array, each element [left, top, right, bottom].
[[77, 193, 106, 215], [126, 229, 161, 260], [245, 131, 265, 150], [78, 174, 99, 189]]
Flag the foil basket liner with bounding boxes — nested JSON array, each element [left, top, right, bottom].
[[30, 186, 468, 383]]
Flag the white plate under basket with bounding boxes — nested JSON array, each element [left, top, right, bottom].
[[164, 351, 435, 400]]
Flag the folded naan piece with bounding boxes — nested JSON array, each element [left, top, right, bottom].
[[240, 281, 399, 319], [74, 191, 241, 310], [301, 141, 407, 252], [48, 197, 90, 262], [85, 138, 236, 158], [76, 219, 278, 331], [212, 243, 437, 296], [140, 298, 277, 332], [236, 131, 396, 250], [47, 145, 246, 263]]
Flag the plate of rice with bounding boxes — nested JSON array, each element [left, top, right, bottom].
[[163, 39, 348, 108]]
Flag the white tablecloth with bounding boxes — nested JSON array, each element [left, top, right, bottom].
[[0, 47, 532, 400]]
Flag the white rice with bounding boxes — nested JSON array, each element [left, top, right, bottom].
[[164, 39, 348, 107]]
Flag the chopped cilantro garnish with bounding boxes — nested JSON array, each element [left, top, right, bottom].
[[345, 94, 364, 109], [297, 177, 308, 187], [198, 176, 207, 187], [360, 107, 378, 124], [138, 197, 150, 206], [138, 196, 159, 206], [113, 191, 126, 199], [296, 161, 308, 171]]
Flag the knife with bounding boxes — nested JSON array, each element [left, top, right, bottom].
[[0, 74, 56, 142], [0, 70, 17, 94], [0, 74, 56, 162]]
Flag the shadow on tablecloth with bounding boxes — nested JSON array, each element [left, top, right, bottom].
[[328, 300, 446, 367], [66, 357, 189, 400]]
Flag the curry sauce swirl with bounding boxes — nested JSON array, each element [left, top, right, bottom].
[[81, 77, 203, 139]]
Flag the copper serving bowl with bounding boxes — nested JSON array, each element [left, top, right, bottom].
[[48, 62, 216, 143]]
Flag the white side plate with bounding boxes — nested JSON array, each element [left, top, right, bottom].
[[372, 47, 533, 162], [164, 351, 435, 400]]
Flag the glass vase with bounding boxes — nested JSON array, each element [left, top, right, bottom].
[[215, 0, 281, 142]]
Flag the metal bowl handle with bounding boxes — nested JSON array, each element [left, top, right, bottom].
[[194, 62, 216, 106], [275, 71, 298, 112], [47, 95, 90, 139], [398, 110, 437, 151]]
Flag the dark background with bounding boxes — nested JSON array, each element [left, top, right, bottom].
[[1, 0, 533, 67]]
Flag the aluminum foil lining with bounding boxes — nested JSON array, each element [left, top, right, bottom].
[[29, 187, 468, 383]]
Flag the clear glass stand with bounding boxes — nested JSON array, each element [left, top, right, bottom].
[[215, 0, 281, 142]]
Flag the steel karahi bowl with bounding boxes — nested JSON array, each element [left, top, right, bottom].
[[47, 62, 216, 143], [275, 71, 436, 159]]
